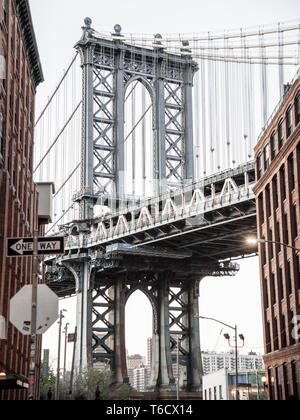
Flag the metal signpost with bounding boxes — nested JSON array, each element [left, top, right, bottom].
[[7, 234, 64, 400]]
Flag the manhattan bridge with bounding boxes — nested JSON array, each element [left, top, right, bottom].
[[34, 18, 300, 394]]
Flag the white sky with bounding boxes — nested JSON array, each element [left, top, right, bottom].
[[28, 0, 300, 369]]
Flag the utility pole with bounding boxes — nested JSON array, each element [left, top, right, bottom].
[[56, 309, 66, 400], [69, 327, 77, 396], [63, 322, 70, 381], [28, 229, 38, 400]]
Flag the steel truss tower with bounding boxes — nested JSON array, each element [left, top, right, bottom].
[[76, 18, 197, 219]]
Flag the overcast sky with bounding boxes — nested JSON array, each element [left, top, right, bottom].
[[28, 0, 300, 369]]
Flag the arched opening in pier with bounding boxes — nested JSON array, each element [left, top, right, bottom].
[[124, 79, 154, 199], [125, 289, 153, 391]]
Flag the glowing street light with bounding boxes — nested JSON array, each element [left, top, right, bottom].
[[246, 236, 300, 253]]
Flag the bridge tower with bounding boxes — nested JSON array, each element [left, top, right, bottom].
[[76, 18, 197, 219], [54, 18, 222, 395]]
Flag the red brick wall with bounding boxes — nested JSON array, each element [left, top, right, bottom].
[[0, 0, 41, 400], [253, 77, 300, 400]]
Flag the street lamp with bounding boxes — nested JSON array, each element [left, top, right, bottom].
[[223, 330, 245, 401], [195, 314, 244, 401], [246, 236, 300, 253]]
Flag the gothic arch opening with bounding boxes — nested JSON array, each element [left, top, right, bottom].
[[125, 289, 155, 391], [124, 79, 154, 198]]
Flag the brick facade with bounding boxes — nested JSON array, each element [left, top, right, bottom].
[[253, 74, 300, 400], [0, 0, 43, 400]]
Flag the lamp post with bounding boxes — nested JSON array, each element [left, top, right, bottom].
[[195, 315, 244, 400], [246, 237, 300, 254]]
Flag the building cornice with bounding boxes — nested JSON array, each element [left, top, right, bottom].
[[13, 0, 44, 89]]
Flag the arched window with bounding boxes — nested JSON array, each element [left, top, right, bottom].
[[278, 119, 284, 150], [256, 153, 262, 180], [270, 131, 276, 161], [286, 106, 292, 138], [295, 91, 300, 126]]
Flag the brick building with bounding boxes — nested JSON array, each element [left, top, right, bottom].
[[253, 72, 300, 400], [0, 0, 43, 400]]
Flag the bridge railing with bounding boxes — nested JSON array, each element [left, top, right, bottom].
[[64, 178, 255, 250]]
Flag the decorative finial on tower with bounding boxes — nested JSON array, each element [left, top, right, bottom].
[[113, 24, 122, 36], [81, 17, 93, 40], [153, 33, 164, 50], [84, 17, 92, 28], [181, 40, 192, 55]]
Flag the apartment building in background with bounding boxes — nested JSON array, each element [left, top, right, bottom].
[[201, 351, 264, 376], [253, 72, 300, 400], [0, 0, 43, 400]]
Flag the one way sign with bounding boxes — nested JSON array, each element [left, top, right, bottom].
[[7, 237, 65, 257]]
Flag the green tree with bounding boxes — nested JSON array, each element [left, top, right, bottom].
[[40, 369, 56, 400]]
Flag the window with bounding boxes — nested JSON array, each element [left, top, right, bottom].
[[270, 272, 276, 305], [269, 228, 273, 259], [291, 361, 299, 399], [263, 143, 269, 170], [273, 176, 278, 210], [268, 367, 275, 400], [274, 318, 279, 351], [266, 185, 271, 217], [276, 221, 280, 253], [278, 120, 284, 150], [287, 261, 292, 296], [278, 267, 284, 301], [286, 106, 292, 138], [296, 257, 300, 291], [264, 277, 269, 309], [295, 91, 300, 126], [258, 193, 264, 224], [256, 153, 262, 180], [283, 213, 289, 244], [283, 364, 290, 399], [2, 0, 7, 27], [280, 165, 286, 200], [288, 154, 295, 191], [281, 316, 287, 348], [0, 113, 4, 157], [275, 366, 282, 400], [291, 204, 298, 242], [289, 310, 295, 346], [270, 132, 276, 160]]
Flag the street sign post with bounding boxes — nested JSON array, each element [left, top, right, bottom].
[[7, 236, 64, 257], [7, 234, 63, 399]]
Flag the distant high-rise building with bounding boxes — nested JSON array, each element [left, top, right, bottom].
[[201, 351, 264, 376]]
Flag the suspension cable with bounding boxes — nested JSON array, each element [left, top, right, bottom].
[[33, 100, 82, 174], [35, 52, 79, 127]]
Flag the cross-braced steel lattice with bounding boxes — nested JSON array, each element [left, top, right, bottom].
[[75, 19, 198, 219]]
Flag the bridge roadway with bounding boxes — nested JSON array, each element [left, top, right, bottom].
[[46, 161, 257, 297], [44, 161, 259, 392]]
